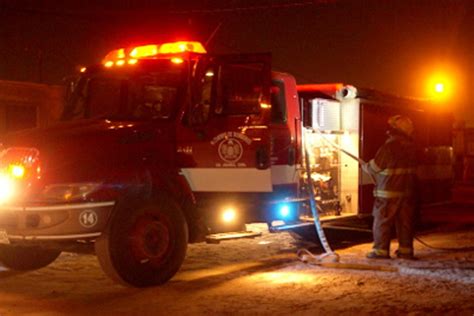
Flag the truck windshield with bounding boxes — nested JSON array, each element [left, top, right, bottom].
[[62, 61, 187, 121]]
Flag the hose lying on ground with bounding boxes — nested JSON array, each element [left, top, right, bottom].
[[299, 136, 339, 263]]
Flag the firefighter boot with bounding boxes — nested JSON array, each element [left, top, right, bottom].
[[366, 249, 390, 259], [395, 248, 415, 260]]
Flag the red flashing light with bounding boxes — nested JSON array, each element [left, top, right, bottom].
[[296, 83, 344, 93], [102, 41, 207, 67]]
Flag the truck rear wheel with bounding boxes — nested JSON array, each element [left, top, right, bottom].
[[95, 197, 188, 287], [0, 244, 61, 271]]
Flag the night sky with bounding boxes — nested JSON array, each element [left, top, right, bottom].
[[1, 0, 473, 123]]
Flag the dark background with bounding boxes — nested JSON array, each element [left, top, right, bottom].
[[0, 0, 472, 123]]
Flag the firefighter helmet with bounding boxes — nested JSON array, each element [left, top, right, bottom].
[[388, 115, 414, 136]]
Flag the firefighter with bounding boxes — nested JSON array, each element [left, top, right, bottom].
[[363, 115, 417, 259]]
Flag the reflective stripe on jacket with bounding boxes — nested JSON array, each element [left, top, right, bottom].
[[366, 134, 417, 198]]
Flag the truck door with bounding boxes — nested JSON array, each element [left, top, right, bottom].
[[177, 53, 273, 192]]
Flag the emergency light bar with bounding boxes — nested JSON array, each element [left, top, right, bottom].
[[102, 41, 207, 67]]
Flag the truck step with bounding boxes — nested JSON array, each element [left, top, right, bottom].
[[205, 231, 262, 244]]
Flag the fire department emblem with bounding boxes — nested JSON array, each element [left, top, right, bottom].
[[218, 138, 243, 163], [211, 131, 252, 166]]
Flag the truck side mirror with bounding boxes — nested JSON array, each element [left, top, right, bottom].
[[62, 76, 79, 103]]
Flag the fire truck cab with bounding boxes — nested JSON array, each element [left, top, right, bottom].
[[0, 41, 302, 287]]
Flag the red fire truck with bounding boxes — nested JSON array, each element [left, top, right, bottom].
[[0, 41, 453, 287]]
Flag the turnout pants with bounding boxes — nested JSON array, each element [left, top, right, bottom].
[[372, 197, 415, 256]]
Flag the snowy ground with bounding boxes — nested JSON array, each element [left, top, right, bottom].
[[0, 224, 473, 316]]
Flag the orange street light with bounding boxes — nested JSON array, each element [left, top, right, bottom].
[[426, 73, 453, 102], [434, 82, 445, 94]]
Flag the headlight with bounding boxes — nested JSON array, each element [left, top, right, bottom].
[[0, 174, 15, 203], [41, 183, 102, 202], [221, 207, 237, 223]]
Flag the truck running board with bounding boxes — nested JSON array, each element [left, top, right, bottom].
[[205, 231, 262, 244], [268, 222, 314, 233]]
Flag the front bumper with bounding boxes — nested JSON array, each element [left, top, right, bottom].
[[0, 201, 115, 241]]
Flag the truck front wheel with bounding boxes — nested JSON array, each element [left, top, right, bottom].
[[95, 197, 188, 287], [0, 244, 61, 271]]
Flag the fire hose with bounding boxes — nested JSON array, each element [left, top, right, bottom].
[[296, 145, 340, 263]]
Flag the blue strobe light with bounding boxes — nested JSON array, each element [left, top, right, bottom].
[[279, 204, 291, 218]]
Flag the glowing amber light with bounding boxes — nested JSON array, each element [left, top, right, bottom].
[[434, 83, 445, 93], [171, 57, 184, 64], [424, 66, 459, 102], [159, 41, 207, 54], [117, 49, 126, 59], [260, 103, 271, 109], [130, 44, 159, 58], [104, 61, 114, 68], [116, 60, 125, 66], [79, 67, 87, 73], [9, 165, 25, 179], [222, 208, 236, 223], [128, 59, 138, 65]]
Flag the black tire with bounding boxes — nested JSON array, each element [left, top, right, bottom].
[[95, 196, 188, 287], [0, 244, 61, 271]]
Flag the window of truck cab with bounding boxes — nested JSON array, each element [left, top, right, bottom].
[[62, 60, 187, 121], [270, 79, 287, 124], [215, 62, 266, 116]]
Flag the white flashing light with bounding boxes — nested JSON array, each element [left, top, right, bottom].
[[0, 174, 14, 203]]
